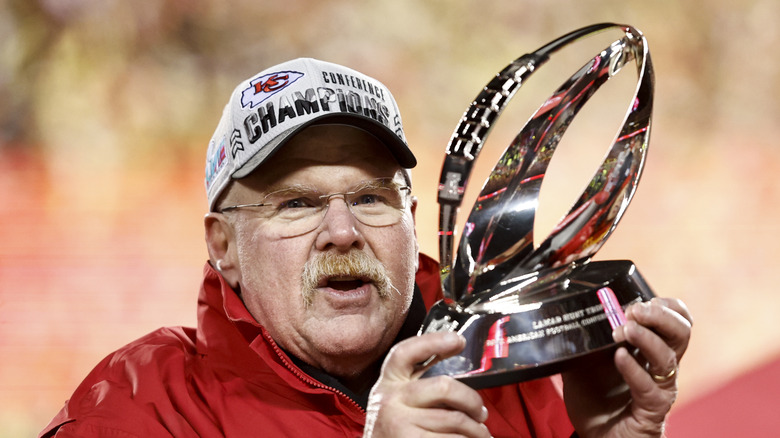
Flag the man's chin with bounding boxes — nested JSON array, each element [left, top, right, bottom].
[[311, 316, 392, 355]]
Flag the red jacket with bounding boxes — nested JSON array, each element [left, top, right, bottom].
[[41, 255, 574, 437]]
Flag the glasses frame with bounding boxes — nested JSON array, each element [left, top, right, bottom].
[[217, 177, 412, 235]]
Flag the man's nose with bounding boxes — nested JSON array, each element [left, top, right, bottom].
[[314, 195, 365, 251]]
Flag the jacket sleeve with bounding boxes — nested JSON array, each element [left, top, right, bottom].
[[39, 378, 178, 438], [42, 419, 146, 438], [39, 328, 200, 438]]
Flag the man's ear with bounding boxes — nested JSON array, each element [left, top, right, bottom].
[[410, 196, 420, 272], [204, 212, 241, 289]]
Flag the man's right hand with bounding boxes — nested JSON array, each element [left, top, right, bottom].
[[363, 332, 491, 438]]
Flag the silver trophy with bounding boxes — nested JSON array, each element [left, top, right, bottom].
[[419, 23, 655, 388]]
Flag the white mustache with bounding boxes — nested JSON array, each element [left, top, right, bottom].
[[301, 251, 397, 307]]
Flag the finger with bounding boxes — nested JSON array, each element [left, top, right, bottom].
[[614, 346, 676, 421], [413, 407, 492, 438], [365, 396, 490, 438], [621, 319, 678, 381], [404, 375, 488, 423], [623, 299, 692, 360], [651, 297, 693, 327], [381, 332, 466, 382]]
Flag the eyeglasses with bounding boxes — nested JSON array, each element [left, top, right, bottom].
[[219, 178, 412, 237]]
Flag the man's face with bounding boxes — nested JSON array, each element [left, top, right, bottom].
[[217, 125, 418, 380]]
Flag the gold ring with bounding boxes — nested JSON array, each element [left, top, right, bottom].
[[650, 366, 677, 383]]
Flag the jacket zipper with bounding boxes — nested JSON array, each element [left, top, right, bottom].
[[263, 330, 367, 414]]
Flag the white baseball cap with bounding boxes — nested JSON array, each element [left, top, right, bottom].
[[205, 57, 417, 211]]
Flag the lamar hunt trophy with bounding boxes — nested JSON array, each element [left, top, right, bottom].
[[419, 23, 656, 388]]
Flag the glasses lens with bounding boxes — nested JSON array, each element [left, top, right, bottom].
[[261, 190, 326, 237], [346, 185, 408, 227]]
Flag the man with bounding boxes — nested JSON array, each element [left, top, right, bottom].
[[42, 58, 692, 437]]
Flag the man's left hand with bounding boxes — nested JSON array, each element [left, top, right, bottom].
[[562, 297, 693, 437]]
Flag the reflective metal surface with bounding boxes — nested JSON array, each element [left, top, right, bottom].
[[422, 260, 652, 388], [422, 23, 656, 387]]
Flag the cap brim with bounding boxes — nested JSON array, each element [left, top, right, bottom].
[[232, 112, 416, 179]]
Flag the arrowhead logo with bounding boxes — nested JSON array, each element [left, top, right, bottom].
[[240, 71, 305, 109], [230, 129, 244, 158]]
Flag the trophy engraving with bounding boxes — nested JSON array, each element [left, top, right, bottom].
[[420, 23, 656, 388]]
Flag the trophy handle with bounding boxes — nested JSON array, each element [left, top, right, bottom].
[[438, 24, 653, 300]]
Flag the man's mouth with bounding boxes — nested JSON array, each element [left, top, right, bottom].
[[301, 251, 392, 307], [321, 276, 370, 291]]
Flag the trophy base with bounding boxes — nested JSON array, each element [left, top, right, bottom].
[[419, 260, 654, 389]]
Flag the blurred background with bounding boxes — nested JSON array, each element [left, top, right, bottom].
[[2, 0, 779, 436]]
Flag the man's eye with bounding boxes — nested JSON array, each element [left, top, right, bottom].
[[279, 197, 315, 209], [352, 193, 384, 206]]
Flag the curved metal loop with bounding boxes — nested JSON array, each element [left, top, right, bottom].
[[439, 23, 653, 300]]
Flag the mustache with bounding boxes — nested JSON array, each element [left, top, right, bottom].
[[301, 251, 397, 307]]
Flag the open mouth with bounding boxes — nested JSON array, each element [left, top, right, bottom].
[[321, 275, 370, 291]]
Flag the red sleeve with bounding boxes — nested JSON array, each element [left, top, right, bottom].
[[39, 328, 200, 438]]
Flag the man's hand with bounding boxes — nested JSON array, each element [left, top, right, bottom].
[[364, 332, 491, 438], [563, 297, 693, 437]]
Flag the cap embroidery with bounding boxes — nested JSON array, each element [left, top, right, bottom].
[[205, 137, 227, 189], [241, 71, 305, 109]]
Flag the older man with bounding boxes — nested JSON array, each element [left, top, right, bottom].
[[42, 58, 691, 437]]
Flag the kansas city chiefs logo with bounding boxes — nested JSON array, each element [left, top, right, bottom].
[[241, 71, 305, 109]]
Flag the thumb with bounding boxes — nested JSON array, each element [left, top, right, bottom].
[[381, 332, 466, 382]]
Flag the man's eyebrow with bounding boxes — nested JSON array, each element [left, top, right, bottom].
[[262, 184, 320, 197], [261, 178, 403, 198], [351, 178, 402, 191]]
